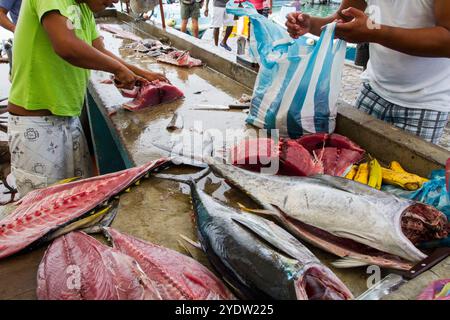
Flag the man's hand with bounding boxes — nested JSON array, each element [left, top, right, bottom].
[[285, 12, 311, 39], [113, 65, 138, 89], [334, 7, 375, 43], [141, 71, 170, 83]]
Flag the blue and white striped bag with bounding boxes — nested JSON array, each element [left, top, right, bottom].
[[227, 2, 347, 138]]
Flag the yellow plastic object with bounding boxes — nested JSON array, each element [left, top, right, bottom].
[[389, 161, 407, 173], [231, 16, 249, 38], [381, 168, 428, 191], [354, 163, 369, 185], [51, 176, 81, 186], [345, 165, 358, 180], [368, 159, 382, 190]]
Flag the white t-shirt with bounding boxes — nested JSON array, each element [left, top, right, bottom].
[[361, 0, 450, 112]]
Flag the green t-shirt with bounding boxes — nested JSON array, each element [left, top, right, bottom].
[[9, 0, 100, 116]]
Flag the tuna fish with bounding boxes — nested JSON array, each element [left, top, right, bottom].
[[205, 158, 449, 270], [99, 24, 143, 42], [157, 51, 203, 68], [187, 181, 353, 300], [0, 159, 172, 260], [104, 228, 235, 300], [122, 81, 184, 111], [36, 231, 162, 300]]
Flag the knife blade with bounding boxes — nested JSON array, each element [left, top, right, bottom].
[[357, 247, 450, 300]]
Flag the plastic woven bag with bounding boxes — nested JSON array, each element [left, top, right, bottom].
[[227, 2, 346, 138]]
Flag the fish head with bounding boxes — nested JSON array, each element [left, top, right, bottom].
[[85, 0, 119, 13], [294, 263, 354, 300]]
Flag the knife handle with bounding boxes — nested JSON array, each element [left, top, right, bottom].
[[402, 247, 450, 280]]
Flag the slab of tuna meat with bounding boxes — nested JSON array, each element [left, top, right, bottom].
[[123, 81, 184, 111], [230, 138, 323, 176], [0, 159, 170, 260], [157, 51, 203, 68], [314, 147, 364, 176], [279, 139, 324, 176], [297, 133, 365, 156], [37, 232, 162, 300], [230, 138, 279, 172], [106, 228, 235, 300]]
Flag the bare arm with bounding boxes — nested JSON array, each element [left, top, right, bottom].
[[335, 0, 450, 58], [0, 7, 15, 33], [92, 37, 169, 82], [286, 0, 367, 38], [42, 11, 137, 88]]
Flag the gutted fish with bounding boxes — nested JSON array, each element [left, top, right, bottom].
[[122, 81, 184, 111], [157, 51, 203, 68], [105, 228, 235, 300], [206, 158, 449, 269], [37, 231, 161, 300], [0, 159, 171, 260], [189, 183, 353, 300]]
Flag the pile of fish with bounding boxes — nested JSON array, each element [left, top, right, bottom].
[[157, 50, 203, 68], [231, 133, 365, 177], [155, 169, 353, 300], [121, 80, 184, 111], [205, 157, 449, 270], [37, 229, 235, 300], [0, 159, 172, 260]]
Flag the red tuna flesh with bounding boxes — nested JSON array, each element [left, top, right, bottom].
[[0, 159, 170, 260], [37, 232, 161, 300], [123, 81, 184, 111], [231, 138, 323, 176], [279, 139, 324, 176], [230, 138, 279, 172], [328, 133, 365, 155], [314, 147, 364, 176], [157, 51, 203, 68], [106, 228, 235, 300], [297, 133, 365, 156]]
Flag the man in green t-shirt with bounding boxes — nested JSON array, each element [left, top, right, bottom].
[[7, 0, 168, 196]]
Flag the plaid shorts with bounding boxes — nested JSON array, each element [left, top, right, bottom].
[[356, 83, 449, 144]]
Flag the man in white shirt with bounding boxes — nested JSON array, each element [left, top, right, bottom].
[[286, 0, 450, 144]]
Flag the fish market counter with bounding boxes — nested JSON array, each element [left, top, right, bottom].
[[1, 10, 449, 300]]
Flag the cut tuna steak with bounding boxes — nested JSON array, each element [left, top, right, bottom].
[[37, 231, 161, 300], [230, 138, 278, 172], [230, 138, 323, 176], [279, 139, 324, 176], [297, 133, 365, 156], [0, 159, 171, 260], [295, 133, 329, 152], [105, 228, 235, 300], [314, 147, 364, 176], [157, 51, 203, 68], [123, 81, 184, 111], [328, 133, 365, 154]]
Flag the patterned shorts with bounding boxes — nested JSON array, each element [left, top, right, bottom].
[[356, 83, 449, 144], [8, 115, 93, 198]]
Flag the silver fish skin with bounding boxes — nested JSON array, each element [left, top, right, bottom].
[[192, 185, 353, 300], [206, 158, 428, 263]]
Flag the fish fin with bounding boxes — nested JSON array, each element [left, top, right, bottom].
[[177, 240, 195, 258], [179, 234, 202, 250], [155, 167, 211, 185], [50, 176, 82, 186], [82, 199, 120, 234], [237, 203, 277, 217], [331, 257, 370, 268]]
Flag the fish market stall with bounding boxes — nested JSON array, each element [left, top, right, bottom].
[[0, 9, 449, 300]]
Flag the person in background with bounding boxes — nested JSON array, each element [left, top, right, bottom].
[[7, 0, 168, 197], [205, 0, 234, 51], [0, 0, 22, 76], [286, 0, 450, 144], [180, 0, 203, 38], [248, 0, 270, 17]]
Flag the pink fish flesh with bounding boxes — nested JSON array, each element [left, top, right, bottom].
[[105, 228, 235, 300], [0, 158, 171, 260], [157, 51, 203, 68], [122, 81, 184, 111], [36, 231, 162, 300]]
